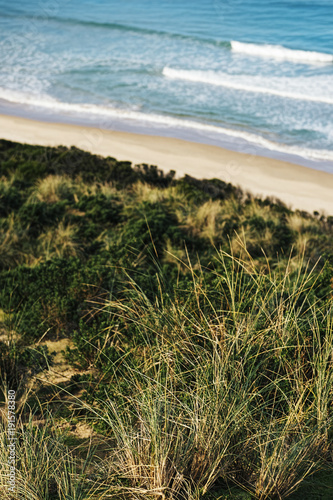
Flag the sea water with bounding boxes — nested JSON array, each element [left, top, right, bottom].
[[0, 0, 332, 170]]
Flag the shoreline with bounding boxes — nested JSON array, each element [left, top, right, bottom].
[[0, 113, 333, 214], [1, 99, 333, 173]]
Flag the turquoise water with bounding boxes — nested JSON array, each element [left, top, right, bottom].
[[0, 0, 332, 169]]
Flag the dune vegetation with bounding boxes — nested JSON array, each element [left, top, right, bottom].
[[0, 139, 333, 500]]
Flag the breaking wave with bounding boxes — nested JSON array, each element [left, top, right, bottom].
[[162, 67, 333, 104]]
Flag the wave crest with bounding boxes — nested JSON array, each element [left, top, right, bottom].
[[231, 41, 333, 64]]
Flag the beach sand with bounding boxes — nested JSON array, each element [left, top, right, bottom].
[[0, 114, 332, 214]]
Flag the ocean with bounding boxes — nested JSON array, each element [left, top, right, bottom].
[[0, 0, 332, 170]]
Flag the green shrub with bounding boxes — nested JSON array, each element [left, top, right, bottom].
[[18, 201, 66, 237], [0, 257, 109, 341]]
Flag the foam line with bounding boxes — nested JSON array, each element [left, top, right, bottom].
[[0, 87, 332, 161]]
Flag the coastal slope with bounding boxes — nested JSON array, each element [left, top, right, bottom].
[[0, 114, 332, 214]]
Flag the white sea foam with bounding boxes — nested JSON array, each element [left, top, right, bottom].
[[163, 67, 333, 105], [1, 86, 333, 162], [231, 41, 333, 64]]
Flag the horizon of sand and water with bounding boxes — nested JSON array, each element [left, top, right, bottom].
[[0, 0, 333, 172]]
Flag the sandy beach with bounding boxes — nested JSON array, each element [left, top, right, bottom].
[[0, 113, 332, 214]]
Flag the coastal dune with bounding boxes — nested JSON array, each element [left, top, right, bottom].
[[0, 114, 332, 214]]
